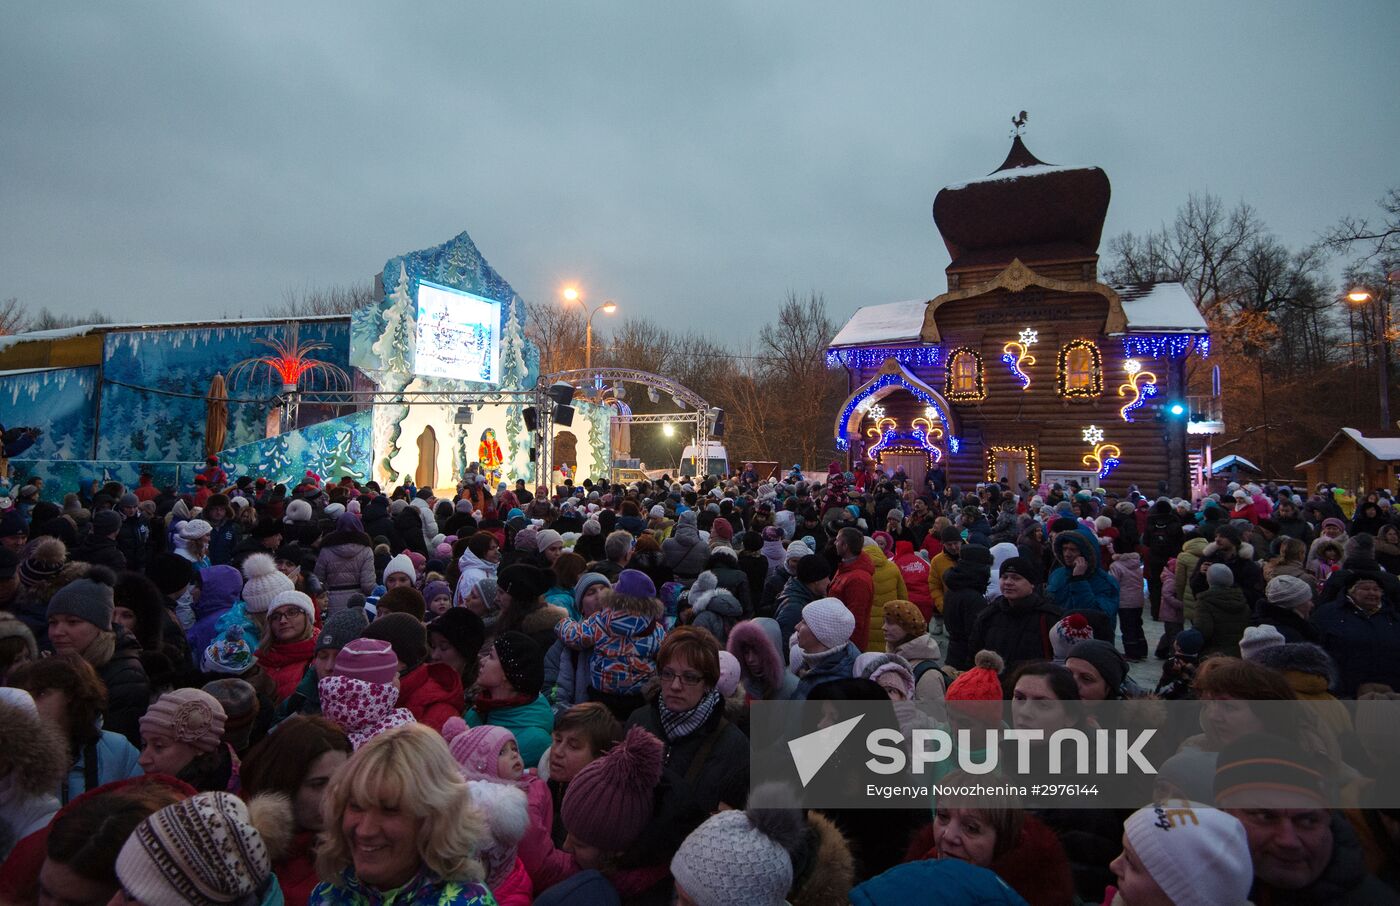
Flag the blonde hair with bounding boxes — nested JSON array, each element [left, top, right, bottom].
[[316, 722, 488, 885]]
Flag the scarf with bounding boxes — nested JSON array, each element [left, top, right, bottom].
[[470, 689, 534, 717], [657, 688, 722, 741]]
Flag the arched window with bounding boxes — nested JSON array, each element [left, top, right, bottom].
[[945, 347, 985, 402], [1057, 340, 1103, 398]]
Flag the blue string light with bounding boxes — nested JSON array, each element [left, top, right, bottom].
[[1099, 456, 1121, 479], [825, 346, 943, 370], [1120, 334, 1210, 359], [836, 373, 953, 452]]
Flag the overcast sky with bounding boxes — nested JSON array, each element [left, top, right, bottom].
[[2, 2, 1396, 336]]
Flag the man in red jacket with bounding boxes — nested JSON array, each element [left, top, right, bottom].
[[829, 526, 876, 650]]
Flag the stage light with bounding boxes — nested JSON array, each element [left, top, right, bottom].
[[453, 406, 473, 425], [662, 424, 675, 437], [647, 386, 660, 404], [612, 382, 626, 399], [1168, 402, 1186, 417]]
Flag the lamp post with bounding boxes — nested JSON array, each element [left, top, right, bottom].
[[562, 287, 617, 372], [1348, 271, 1399, 430]]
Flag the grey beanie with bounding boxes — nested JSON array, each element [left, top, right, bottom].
[[1206, 563, 1235, 588], [1065, 639, 1126, 693], [119, 493, 140, 509], [47, 577, 115, 631], [476, 577, 500, 613], [315, 607, 370, 653], [1265, 575, 1313, 610], [91, 509, 123, 536]]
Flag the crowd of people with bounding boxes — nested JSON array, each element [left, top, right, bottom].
[[0, 453, 1398, 904]]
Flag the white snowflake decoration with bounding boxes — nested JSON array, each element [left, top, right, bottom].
[[924, 406, 940, 422], [867, 404, 886, 420], [1082, 424, 1104, 445], [1123, 359, 1142, 375], [1018, 327, 1038, 347]]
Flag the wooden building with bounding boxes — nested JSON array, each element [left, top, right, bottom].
[[827, 135, 1209, 496], [1295, 429, 1400, 493]]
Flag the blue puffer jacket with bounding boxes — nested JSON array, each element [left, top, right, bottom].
[[63, 728, 143, 803], [1045, 528, 1120, 630], [792, 641, 859, 700]]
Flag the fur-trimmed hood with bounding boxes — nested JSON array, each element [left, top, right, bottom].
[[1252, 641, 1337, 682], [0, 699, 67, 798], [1203, 540, 1256, 562], [728, 619, 785, 688], [791, 810, 855, 906], [465, 778, 530, 847], [245, 792, 296, 862]]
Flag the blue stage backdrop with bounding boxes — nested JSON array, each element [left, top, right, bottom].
[[219, 410, 372, 487], [1, 367, 98, 460], [97, 320, 350, 462]]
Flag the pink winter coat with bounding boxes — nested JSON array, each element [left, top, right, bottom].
[[1160, 559, 1184, 624], [1109, 553, 1145, 610]]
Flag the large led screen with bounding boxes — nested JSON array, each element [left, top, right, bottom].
[[414, 281, 502, 383]]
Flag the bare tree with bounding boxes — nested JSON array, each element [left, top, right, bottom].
[[755, 292, 846, 469], [267, 281, 376, 317], [1324, 187, 1400, 268], [26, 307, 112, 331], [0, 298, 26, 335], [525, 300, 587, 375]]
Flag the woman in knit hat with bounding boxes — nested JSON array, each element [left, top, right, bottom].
[[791, 597, 859, 700], [46, 569, 151, 745], [466, 630, 555, 769], [313, 723, 495, 904], [137, 687, 232, 792], [239, 551, 297, 637], [558, 725, 666, 884], [625, 626, 749, 815], [1064, 639, 1134, 701], [1258, 574, 1321, 643], [881, 598, 945, 701], [313, 511, 376, 616], [241, 716, 352, 906], [115, 790, 285, 906], [257, 589, 319, 703], [8, 653, 142, 804], [172, 518, 213, 569], [9, 536, 67, 647], [671, 799, 803, 906]]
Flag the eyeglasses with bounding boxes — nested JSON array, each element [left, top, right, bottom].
[[660, 668, 704, 687], [268, 609, 304, 623]]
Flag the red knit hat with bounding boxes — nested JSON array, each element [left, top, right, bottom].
[[945, 650, 1005, 725], [711, 518, 734, 540], [560, 725, 664, 852]]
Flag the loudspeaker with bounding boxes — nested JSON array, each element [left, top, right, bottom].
[[523, 407, 538, 431], [709, 407, 725, 438], [547, 382, 576, 406], [554, 404, 575, 427], [529, 447, 538, 462]]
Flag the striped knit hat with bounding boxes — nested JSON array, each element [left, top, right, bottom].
[[114, 792, 272, 906]]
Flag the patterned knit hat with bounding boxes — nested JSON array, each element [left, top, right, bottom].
[[493, 631, 544, 697], [561, 725, 665, 852], [883, 599, 927, 641], [139, 688, 227, 753], [115, 792, 272, 906], [441, 716, 516, 781], [800, 597, 855, 649], [671, 809, 795, 906], [1123, 801, 1252, 906], [202, 624, 254, 675], [18, 538, 65, 589], [1049, 613, 1095, 664], [239, 553, 295, 614]]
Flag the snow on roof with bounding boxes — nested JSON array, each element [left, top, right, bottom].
[[0, 313, 347, 353], [1114, 282, 1208, 333], [943, 163, 1098, 191], [1210, 454, 1261, 475], [0, 365, 74, 378], [828, 299, 928, 348], [1295, 428, 1400, 469]]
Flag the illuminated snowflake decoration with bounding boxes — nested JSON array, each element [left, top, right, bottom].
[[867, 404, 886, 420], [1082, 424, 1104, 445], [924, 406, 940, 422], [1123, 358, 1142, 375], [1018, 328, 1039, 347]]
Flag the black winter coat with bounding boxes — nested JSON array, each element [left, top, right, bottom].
[[99, 629, 152, 746], [626, 696, 749, 815], [969, 594, 1061, 671], [1254, 604, 1322, 644], [942, 560, 992, 671], [70, 537, 127, 571]]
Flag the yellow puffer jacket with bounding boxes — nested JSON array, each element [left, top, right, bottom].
[[1175, 535, 1209, 625], [863, 542, 908, 652]]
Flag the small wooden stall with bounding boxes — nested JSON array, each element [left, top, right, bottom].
[[1295, 429, 1400, 493]]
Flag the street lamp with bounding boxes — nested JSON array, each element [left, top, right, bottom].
[[561, 287, 618, 371], [1347, 276, 1397, 429]]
